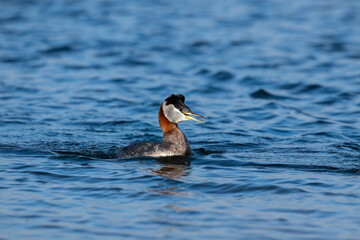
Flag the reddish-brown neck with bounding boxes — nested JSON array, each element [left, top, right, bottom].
[[158, 103, 178, 134]]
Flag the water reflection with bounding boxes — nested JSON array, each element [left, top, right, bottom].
[[153, 164, 190, 179], [153, 157, 191, 179], [147, 158, 191, 197], [147, 186, 185, 196]]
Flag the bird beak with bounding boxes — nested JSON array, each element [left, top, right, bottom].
[[184, 112, 206, 123]]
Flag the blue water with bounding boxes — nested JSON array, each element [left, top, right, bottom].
[[1, 0, 360, 239]]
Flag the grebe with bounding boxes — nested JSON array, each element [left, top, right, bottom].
[[115, 94, 205, 158]]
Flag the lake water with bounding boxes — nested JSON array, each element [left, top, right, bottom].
[[1, 0, 360, 239]]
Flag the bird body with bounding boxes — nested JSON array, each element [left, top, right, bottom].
[[115, 94, 204, 158]]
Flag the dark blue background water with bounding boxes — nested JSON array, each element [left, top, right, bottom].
[[1, 0, 360, 239]]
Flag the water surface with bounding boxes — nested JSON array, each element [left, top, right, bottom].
[[1, 0, 360, 239]]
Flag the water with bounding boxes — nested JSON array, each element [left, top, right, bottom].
[[1, 0, 360, 239]]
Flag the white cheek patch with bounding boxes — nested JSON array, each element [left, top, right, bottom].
[[163, 104, 187, 123]]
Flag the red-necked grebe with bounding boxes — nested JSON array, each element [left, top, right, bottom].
[[115, 94, 205, 158]]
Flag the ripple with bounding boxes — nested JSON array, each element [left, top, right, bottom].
[[250, 89, 290, 100], [229, 39, 253, 46], [22, 170, 76, 180], [311, 41, 346, 53], [334, 142, 360, 153], [41, 45, 76, 55], [240, 76, 265, 86], [303, 131, 346, 140], [211, 70, 235, 81], [190, 40, 211, 48], [295, 84, 338, 94], [278, 82, 303, 90], [63, 64, 103, 70], [116, 57, 154, 66], [1, 56, 27, 63], [72, 120, 136, 127], [190, 182, 307, 195]]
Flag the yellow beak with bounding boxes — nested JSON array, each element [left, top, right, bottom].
[[184, 112, 206, 123]]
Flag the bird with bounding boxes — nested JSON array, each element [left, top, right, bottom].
[[115, 94, 205, 158]]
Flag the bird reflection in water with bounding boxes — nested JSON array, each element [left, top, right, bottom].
[[148, 157, 195, 235], [153, 157, 191, 179], [147, 157, 191, 196]]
